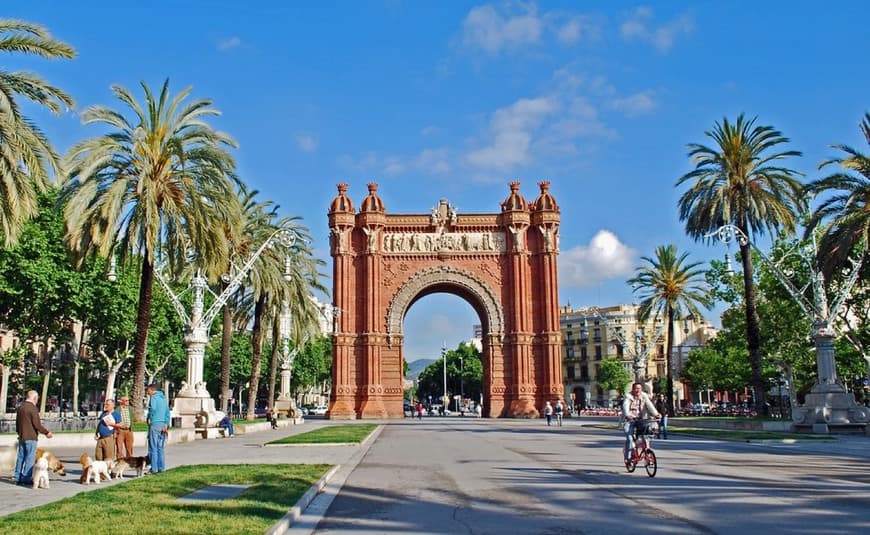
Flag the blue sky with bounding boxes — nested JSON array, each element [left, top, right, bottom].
[[6, 2, 869, 363]]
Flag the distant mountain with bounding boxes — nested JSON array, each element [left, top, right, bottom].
[[406, 358, 435, 380]]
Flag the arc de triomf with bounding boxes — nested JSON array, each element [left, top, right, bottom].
[[327, 181, 563, 418]]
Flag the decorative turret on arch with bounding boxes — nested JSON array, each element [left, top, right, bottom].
[[327, 182, 562, 419]]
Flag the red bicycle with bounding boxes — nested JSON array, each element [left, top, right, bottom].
[[622, 420, 658, 477]]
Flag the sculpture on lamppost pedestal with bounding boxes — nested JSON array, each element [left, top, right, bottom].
[[117, 228, 299, 429], [710, 225, 869, 433]]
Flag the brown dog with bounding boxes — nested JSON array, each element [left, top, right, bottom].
[[79, 453, 110, 484], [34, 449, 66, 477]]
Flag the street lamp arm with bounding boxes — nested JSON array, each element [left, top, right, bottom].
[[153, 268, 192, 325], [200, 228, 298, 329], [707, 224, 817, 320], [827, 256, 864, 325]]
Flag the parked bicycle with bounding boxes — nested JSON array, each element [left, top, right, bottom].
[[622, 419, 658, 477]]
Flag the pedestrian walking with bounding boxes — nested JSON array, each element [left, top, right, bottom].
[[544, 401, 553, 426], [14, 390, 53, 485], [416, 401, 423, 420], [555, 399, 564, 426], [654, 394, 669, 439]]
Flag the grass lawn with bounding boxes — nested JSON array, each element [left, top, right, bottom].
[[267, 424, 378, 445], [0, 464, 330, 534]]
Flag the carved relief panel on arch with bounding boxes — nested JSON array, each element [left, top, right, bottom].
[[382, 231, 506, 254]]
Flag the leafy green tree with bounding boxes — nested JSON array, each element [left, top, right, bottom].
[[597, 358, 632, 399], [416, 343, 482, 407], [289, 335, 332, 400], [60, 80, 241, 420], [676, 114, 805, 415], [629, 244, 711, 416], [205, 331, 252, 410], [0, 19, 75, 247]]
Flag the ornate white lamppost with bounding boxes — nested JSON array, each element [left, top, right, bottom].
[[710, 225, 869, 432], [274, 302, 307, 419], [114, 228, 298, 428]]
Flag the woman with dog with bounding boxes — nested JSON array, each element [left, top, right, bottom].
[[14, 390, 53, 486]]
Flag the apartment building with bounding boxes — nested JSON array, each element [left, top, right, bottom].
[[559, 304, 715, 409]]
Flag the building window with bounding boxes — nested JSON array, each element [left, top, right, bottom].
[[595, 345, 602, 359], [566, 331, 573, 341], [567, 366, 575, 379], [593, 327, 601, 342], [567, 348, 574, 358], [580, 346, 587, 359]]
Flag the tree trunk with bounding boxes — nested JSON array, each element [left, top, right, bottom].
[[739, 239, 767, 416], [131, 253, 156, 422], [246, 294, 266, 422], [73, 326, 87, 414], [219, 288, 232, 413], [665, 306, 675, 417], [267, 315, 280, 408], [0, 364, 10, 414]]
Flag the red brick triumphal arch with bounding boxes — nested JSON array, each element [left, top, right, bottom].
[[327, 181, 563, 418]]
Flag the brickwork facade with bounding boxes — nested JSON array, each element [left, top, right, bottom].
[[327, 182, 563, 418]]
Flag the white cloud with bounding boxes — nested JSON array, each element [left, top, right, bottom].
[[217, 36, 241, 51], [466, 97, 557, 171], [620, 7, 694, 52], [461, 3, 543, 53], [609, 90, 658, 117], [294, 132, 319, 153], [559, 230, 637, 288], [415, 148, 451, 175]]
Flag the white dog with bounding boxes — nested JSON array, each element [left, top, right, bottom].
[[86, 460, 110, 485], [33, 456, 50, 489]]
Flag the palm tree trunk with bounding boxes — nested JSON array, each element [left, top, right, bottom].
[[267, 315, 280, 408], [666, 306, 675, 417], [739, 240, 767, 416], [219, 289, 232, 413], [131, 253, 155, 422], [246, 294, 267, 421]]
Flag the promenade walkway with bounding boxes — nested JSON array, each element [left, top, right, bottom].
[[2, 416, 869, 534]]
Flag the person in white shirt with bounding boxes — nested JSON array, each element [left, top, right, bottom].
[[621, 382, 659, 464]]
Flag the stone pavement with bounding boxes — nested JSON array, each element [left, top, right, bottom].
[[0, 418, 355, 519], [2, 416, 870, 534]]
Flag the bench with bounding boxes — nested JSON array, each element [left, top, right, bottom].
[[195, 427, 229, 439]]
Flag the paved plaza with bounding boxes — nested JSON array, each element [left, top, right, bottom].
[[2, 417, 869, 534]]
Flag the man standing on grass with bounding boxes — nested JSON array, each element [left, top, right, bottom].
[[14, 390, 53, 485], [146, 384, 170, 474], [115, 395, 135, 458]]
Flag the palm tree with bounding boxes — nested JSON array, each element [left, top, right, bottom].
[[628, 245, 711, 416], [675, 114, 804, 415], [0, 19, 75, 247], [244, 214, 325, 421], [59, 80, 240, 420], [218, 185, 274, 414], [806, 112, 870, 271]]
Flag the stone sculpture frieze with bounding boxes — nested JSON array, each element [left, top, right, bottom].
[[382, 231, 506, 254]]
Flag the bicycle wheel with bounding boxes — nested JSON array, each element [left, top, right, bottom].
[[643, 449, 657, 477], [622, 446, 636, 472]]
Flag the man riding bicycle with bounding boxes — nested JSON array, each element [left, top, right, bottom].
[[621, 382, 660, 464]]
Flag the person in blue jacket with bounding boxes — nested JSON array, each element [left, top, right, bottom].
[[146, 383, 171, 474]]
